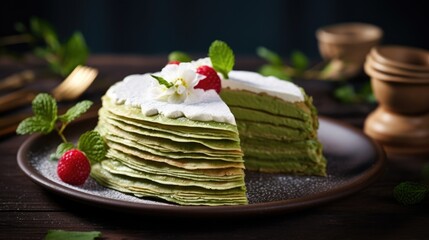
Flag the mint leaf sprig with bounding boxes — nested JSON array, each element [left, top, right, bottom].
[[16, 93, 91, 142], [209, 40, 235, 79], [16, 93, 58, 135], [50, 130, 106, 164], [16, 93, 106, 162], [77, 130, 107, 164]]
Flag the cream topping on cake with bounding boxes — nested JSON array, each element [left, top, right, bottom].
[[224, 71, 305, 102], [107, 73, 236, 125]]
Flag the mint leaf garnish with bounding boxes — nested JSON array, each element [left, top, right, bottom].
[[16, 93, 57, 135], [45, 230, 101, 240], [256, 47, 283, 66], [151, 75, 173, 88], [32, 93, 57, 124], [59, 100, 93, 124], [16, 93, 98, 157], [393, 181, 429, 205], [16, 116, 54, 135], [77, 130, 107, 163], [168, 51, 192, 62], [209, 40, 235, 79], [50, 142, 75, 161]]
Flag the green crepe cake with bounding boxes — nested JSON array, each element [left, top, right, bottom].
[[92, 57, 326, 206], [92, 61, 248, 206]]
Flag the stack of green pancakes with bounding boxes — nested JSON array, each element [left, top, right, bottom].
[[92, 96, 248, 206], [92, 69, 327, 206], [220, 71, 327, 176]]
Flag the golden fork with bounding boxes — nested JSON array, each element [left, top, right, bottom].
[[0, 65, 98, 113]]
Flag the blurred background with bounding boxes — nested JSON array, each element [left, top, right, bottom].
[[1, 0, 429, 58]]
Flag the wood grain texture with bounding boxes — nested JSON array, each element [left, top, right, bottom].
[[1, 55, 428, 240]]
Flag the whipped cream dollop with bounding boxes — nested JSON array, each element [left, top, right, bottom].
[[224, 71, 305, 102], [107, 73, 236, 125]]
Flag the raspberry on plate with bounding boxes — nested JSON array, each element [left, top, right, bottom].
[[57, 149, 91, 185]]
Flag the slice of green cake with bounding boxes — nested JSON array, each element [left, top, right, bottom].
[[221, 71, 326, 176], [92, 64, 248, 206]]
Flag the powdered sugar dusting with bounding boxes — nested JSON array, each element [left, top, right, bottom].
[[19, 117, 380, 210], [28, 144, 351, 205], [28, 146, 169, 206]]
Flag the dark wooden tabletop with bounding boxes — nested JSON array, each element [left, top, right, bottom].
[[1, 55, 428, 240]]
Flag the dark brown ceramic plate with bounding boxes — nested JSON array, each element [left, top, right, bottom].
[[17, 116, 385, 217]]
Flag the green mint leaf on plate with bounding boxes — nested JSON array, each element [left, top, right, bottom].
[[256, 47, 283, 66], [16, 93, 57, 135], [32, 93, 57, 122], [77, 130, 107, 163], [50, 142, 75, 161], [393, 181, 429, 205], [209, 40, 235, 79], [16, 116, 54, 135], [168, 51, 192, 62], [291, 50, 309, 72], [45, 229, 101, 240], [151, 75, 173, 88], [59, 100, 93, 124]]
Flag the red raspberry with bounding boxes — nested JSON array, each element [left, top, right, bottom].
[[194, 65, 221, 93], [168, 60, 180, 65], [57, 149, 91, 185]]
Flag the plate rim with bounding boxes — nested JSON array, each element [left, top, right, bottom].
[[17, 116, 386, 217]]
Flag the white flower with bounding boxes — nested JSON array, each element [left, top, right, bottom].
[[151, 63, 205, 103]]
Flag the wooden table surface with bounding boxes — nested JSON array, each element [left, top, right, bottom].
[[1, 55, 428, 240]]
